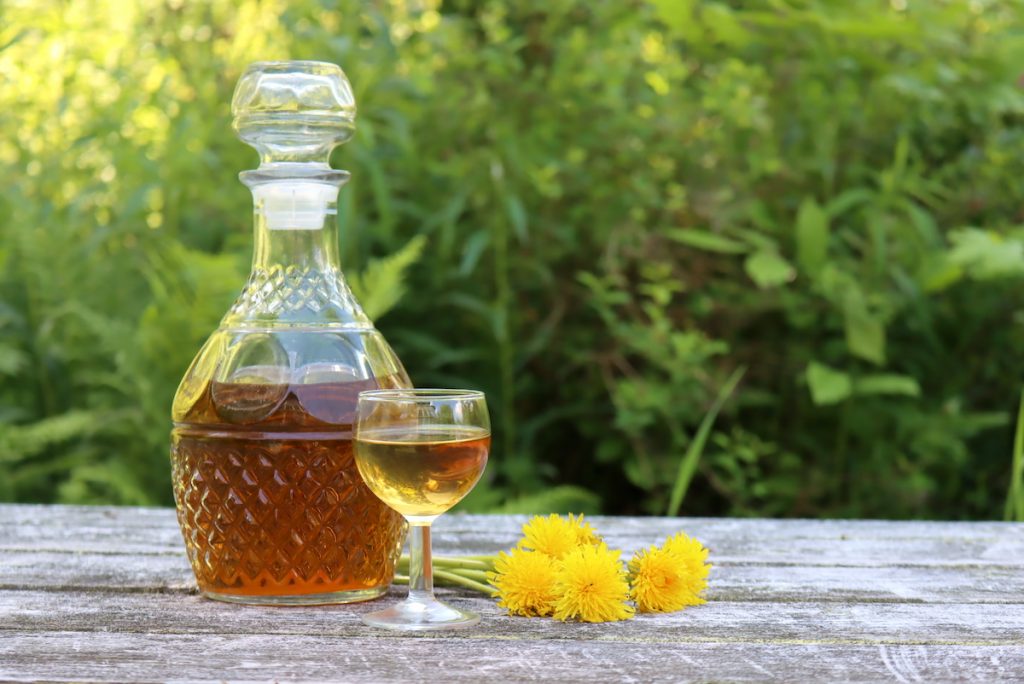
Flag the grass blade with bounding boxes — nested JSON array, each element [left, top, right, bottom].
[[666, 366, 746, 517], [1004, 388, 1024, 521]]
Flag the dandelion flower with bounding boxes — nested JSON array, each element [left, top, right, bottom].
[[570, 513, 603, 546], [520, 513, 601, 559], [552, 543, 634, 623], [489, 548, 558, 617], [630, 532, 711, 612], [627, 545, 696, 612]]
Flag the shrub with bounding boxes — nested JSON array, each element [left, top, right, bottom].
[[1, 0, 1022, 519]]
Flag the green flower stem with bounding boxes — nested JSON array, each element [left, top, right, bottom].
[[393, 567, 495, 595], [442, 558, 494, 570], [456, 554, 500, 564], [454, 568, 491, 582], [434, 568, 495, 595], [396, 553, 495, 572]]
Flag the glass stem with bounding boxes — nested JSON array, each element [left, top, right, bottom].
[[407, 523, 434, 604]]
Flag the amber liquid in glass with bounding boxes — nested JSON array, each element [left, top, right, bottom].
[[171, 377, 407, 603], [354, 426, 490, 518]]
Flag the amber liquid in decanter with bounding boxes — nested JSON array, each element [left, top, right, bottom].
[[171, 376, 407, 601]]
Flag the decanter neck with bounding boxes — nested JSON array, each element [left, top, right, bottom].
[[242, 166, 349, 271], [221, 61, 371, 328], [250, 198, 339, 273], [219, 171, 371, 329]]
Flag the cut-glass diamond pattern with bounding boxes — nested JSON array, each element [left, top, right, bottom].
[[171, 435, 405, 597], [227, 266, 363, 318]]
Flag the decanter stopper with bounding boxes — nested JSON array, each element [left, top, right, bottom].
[[231, 61, 356, 165], [232, 61, 355, 231]]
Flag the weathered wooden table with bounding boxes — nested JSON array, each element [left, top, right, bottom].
[[1, 504, 1022, 682]]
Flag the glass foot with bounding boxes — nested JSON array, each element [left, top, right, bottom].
[[362, 596, 480, 631]]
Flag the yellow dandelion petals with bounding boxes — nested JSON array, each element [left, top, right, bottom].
[[627, 548, 688, 612], [520, 513, 601, 559], [552, 543, 634, 623], [569, 513, 603, 546], [489, 548, 559, 617], [490, 517, 711, 622], [630, 532, 711, 612]]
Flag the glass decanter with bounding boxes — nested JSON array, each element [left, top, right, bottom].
[[170, 61, 409, 605]]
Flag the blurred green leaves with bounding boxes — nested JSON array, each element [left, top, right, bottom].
[[1, 0, 1023, 520], [668, 229, 748, 255], [806, 363, 853, 406], [795, 198, 829, 277], [806, 362, 921, 407], [744, 250, 795, 289], [947, 229, 1024, 280], [348, 235, 426, 320]]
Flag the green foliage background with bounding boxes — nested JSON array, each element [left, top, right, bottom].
[[2, 0, 1024, 519]]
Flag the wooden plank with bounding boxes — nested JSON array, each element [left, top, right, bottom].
[[0, 504, 178, 528], [2, 549, 1023, 603], [2, 505, 1023, 681], [0, 550, 196, 592], [435, 517, 1024, 568], [2, 590, 1022, 645], [4, 504, 1017, 542], [2, 505, 1023, 567], [1, 632, 1021, 682], [0, 504, 179, 556]]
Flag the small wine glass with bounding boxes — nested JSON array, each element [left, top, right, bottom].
[[354, 389, 490, 630]]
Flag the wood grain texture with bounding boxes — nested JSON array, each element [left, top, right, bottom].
[[4, 550, 1024, 603], [0, 503, 1022, 683], [1, 633, 1022, 683], [4, 506, 1022, 566], [3, 590, 1024, 645]]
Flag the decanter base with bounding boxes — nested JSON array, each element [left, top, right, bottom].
[[202, 586, 387, 606]]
